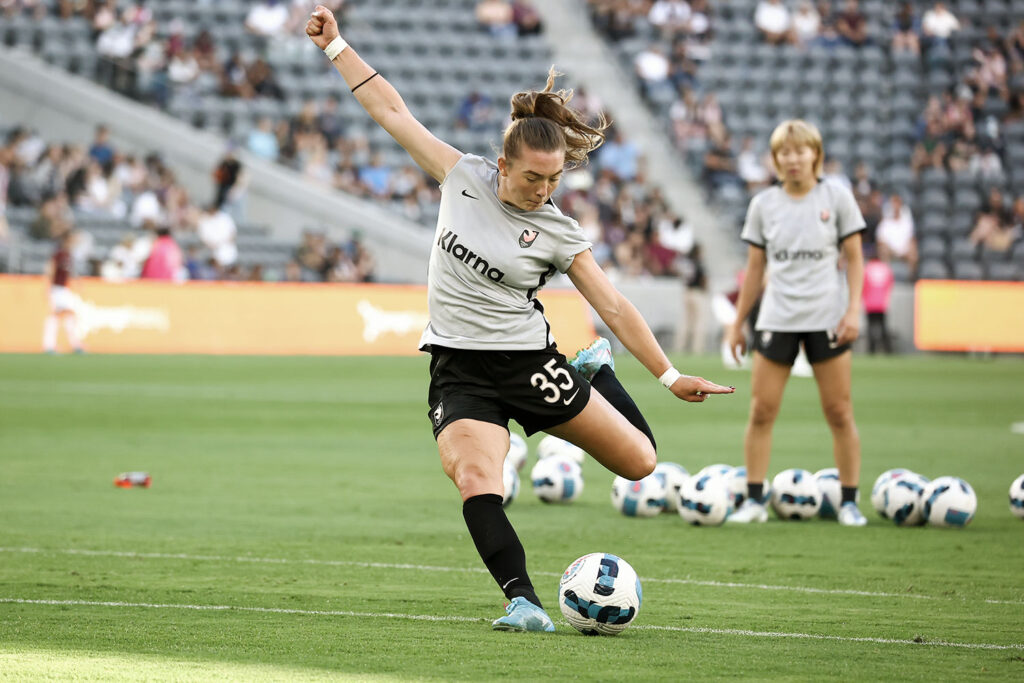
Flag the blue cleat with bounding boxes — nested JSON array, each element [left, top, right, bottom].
[[491, 597, 555, 632], [569, 337, 614, 381]]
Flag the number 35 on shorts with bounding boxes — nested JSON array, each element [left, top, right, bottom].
[[530, 358, 580, 406]]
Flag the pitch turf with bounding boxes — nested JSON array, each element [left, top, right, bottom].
[[0, 352, 1021, 681]]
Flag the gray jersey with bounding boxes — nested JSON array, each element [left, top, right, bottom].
[[418, 154, 592, 351], [740, 180, 865, 331]]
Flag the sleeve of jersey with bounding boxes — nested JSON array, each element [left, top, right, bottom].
[[740, 194, 765, 247], [551, 219, 593, 274], [836, 185, 867, 241], [438, 153, 474, 192]]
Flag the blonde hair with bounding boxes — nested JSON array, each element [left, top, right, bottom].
[[769, 119, 825, 179], [502, 67, 609, 169]]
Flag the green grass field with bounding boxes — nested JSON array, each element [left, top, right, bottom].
[[0, 352, 1022, 681]]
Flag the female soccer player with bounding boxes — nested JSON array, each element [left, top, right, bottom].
[[306, 6, 734, 631], [724, 120, 867, 526]]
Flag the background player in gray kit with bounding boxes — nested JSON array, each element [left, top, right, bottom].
[[306, 6, 735, 631], [724, 120, 868, 527]]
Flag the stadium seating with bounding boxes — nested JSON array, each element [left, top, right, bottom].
[[590, 0, 1024, 281]]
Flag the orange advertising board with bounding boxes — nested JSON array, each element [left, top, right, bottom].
[[0, 276, 595, 356], [914, 279, 1024, 352]]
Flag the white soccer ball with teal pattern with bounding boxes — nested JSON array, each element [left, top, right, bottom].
[[505, 432, 528, 472], [871, 468, 910, 519], [1010, 474, 1024, 520], [502, 459, 520, 508], [531, 457, 583, 503], [724, 466, 748, 508], [884, 472, 930, 526], [537, 435, 585, 465], [814, 467, 841, 519], [559, 553, 642, 636], [922, 476, 977, 528], [771, 469, 821, 520], [677, 472, 732, 526], [652, 462, 689, 512], [611, 474, 667, 517]]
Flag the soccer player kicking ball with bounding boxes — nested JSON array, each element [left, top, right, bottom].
[[724, 120, 868, 527], [306, 7, 734, 631]]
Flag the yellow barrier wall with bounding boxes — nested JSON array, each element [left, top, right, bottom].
[[914, 279, 1024, 352], [0, 276, 596, 355]]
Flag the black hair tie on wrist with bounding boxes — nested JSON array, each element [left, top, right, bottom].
[[351, 72, 380, 93]]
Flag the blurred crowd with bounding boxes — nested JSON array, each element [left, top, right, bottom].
[[0, 123, 374, 283]]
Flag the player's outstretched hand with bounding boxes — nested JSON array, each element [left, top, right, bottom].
[[669, 375, 735, 403], [306, 4, 340, 50]]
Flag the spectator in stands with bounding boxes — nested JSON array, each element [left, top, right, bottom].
[[702, 131, 741, 192], [634, 44, 672, 99], [31, 191, 73, 240], [247, 117, 280, 161], [456, 91, 497, 132], [598, 128, 640, 182], [792, 1, 821, 46], [677, 242, 708, 354], [195, 203, 238, 268], [648, 0, 691, 38], [921, 2, 960, 49], [511, 0, 542, 37], [358, 151, 393, 199], [246, 0, 290, 38], [1007, 20, 1024, 68], [911, 117, 948, 175], [875, 193, 917, 278], [317, 95, 346, 146], [212, 147, 246, 220], [140, 226, 183, 281], [835, 0, 868, 48], [247, 58, 286, 100], [754, 0, 794, 45], [822, 159, 851, 190], [891, 2, 920, 55], [737, 136, 772, 192], [167, 44, 201, 89], [88, 125, 114, 166], [476, 0, 516, 38], [862, 248, 894, 354], [970, 187, 1016, 252]]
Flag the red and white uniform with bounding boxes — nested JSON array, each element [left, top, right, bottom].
[[49, 247, 80, 313]]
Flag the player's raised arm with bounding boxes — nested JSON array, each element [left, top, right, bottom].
[[305, 5, 461, 183]]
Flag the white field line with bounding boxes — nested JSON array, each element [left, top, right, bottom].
[[3, 546, 1022, 607], [2, 598, 1021, 651]]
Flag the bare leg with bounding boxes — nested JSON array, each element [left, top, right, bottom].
[[744, 351, 792, 486], [811, 351, 860, 488]]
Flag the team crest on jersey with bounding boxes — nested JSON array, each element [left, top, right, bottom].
[[518, 229, 540, 248], [820, 209, 830, 222], [432, 401, 444, 427], [761, 331, 773, 347]]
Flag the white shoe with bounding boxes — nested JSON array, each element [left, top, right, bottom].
[[838, 502, 868, 527], [727, 499, 768, 523]]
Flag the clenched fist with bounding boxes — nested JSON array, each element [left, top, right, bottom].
[[305, 4, 340, 50]]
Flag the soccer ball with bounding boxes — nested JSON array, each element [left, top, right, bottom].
[[505, 433, 528, 472], [537, 435, 585, 465], [1010, 474, 1024, 520], [724, 466, 748, 508], [922, 476, 977, 528], [871, 468, 910, 519], [559, 553, 642, 636], [771, 469, 821, 520], [611, 474, 667, 517], [652, 462, 689, 512], [531, 457, 583, 503], [814, 467, 841, 519], [884, 473, 930, 526], [677, 473, 732, 526], [502, 459, 520, 508]]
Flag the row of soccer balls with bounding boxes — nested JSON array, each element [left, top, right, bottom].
[[506, 435, 1024, 526]]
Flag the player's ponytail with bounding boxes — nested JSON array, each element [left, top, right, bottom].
[[503, 67, 608, 169]]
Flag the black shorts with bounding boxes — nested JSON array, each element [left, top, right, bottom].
[[426, 345, 592, 439], [753, 330, 851, 366]]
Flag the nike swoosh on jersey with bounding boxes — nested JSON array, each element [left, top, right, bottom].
[[461, 189, 478, 200], [562, 388, 580, 406]]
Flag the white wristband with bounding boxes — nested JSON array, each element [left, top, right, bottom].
[[658, 367, 682, 389], [323, 35, 348, 61]]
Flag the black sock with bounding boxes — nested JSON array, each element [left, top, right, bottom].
[[590, 365, 656, 451], [747, 482, 764, 503], [462, 494, 541, 608], [841, 486, 858, 504]]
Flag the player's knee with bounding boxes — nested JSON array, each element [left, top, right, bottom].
[[451, 461, 497, 498], [749, 399, 780, 427], [822, 403, 855, 431], [620, 440, 657, 481]]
